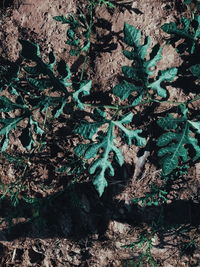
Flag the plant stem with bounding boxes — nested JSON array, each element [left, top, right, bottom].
[[186, 95, 200, 104], [78, 1, 94, 82], [84, 95, 200, 111], [80, 55, 88, 81]]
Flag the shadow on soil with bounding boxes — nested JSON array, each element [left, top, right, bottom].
[[0, 0, 14, 9], [0, 169, 200, 243]]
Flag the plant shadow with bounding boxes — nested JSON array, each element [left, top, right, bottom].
[[0, 161, 200, 245], [0, 0, 14, 9]]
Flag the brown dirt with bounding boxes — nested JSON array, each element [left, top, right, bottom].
[[0, 0, 200, 266]]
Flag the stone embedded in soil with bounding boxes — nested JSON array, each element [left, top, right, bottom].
[[107, 221, 130, 235]]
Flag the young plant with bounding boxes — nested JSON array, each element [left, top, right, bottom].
[[75, 111, 146, 196], [94, 0, 115, 8], [122, 230, 158, 267], [184, 0, 200, 12], [157, 104, 200, 175], [132, 184, 168, 206], [113, 23, 177, 105], [53, 13, 91, 56], [161, 15, 200, 54], [53, 0, 113, 57], [0, 40, 92, 152]]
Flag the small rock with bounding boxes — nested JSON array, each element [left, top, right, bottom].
[[115, 241, 123, 248], [108, 221, 130, 234]]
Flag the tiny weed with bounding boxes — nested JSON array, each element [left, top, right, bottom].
[[132, 184, 168, 207], [53, 13, 91, 57], [122, 230, 158, 267], [181, 239, 199, 256]]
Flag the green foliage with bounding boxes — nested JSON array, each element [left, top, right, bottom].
[[0, 19, 199, 198], [90, 0, 115, 8], [2, 152, 25, 167], [0, 180, 25, 207], [75, 112, 146, 196], [157, 105, 200, 175], [132, 184, 168, 206], [190, 63, 200, 78], [184, 0, 200, 11], [161, 164, 189, 181], [53, 14, 91, 56], [97, 0, 115, 8], [0, 115, 26, 151], [0, 39, 91, 152], [19, 40, 71, 93], [73, 80, 92, 109], [113, 23, 177, 105], [161, 15, 200, 54], [122, 231, 158, 267], [158, 11, 200, 176], [0, 96, 25, 112], [0, 8, 200, 265]]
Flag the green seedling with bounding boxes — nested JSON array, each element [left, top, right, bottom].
[[95, 0, 115, 8], [75, 111, 146, 196], [0, 40, 92, 151], [113, 23, 177, 105], [53, 14, 91, 56], [122, 231, 158, 267], [184, 0, 200, 13], [161, 15, 200, 54], [157, 104, 200, 175], [132, 184, 168, 206]]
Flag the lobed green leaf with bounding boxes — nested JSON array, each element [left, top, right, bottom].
[[113, 80, 142, 102], [73, 80, 92, 109], [0, 116, 26, 136], [157, 112, 200, 175], [190, 64, 200, 78], [75, 122, 104, 139], [148, 68, 178, 97], [28, 78, 53, 90], [123, 23, 141, 47], [114, 23, 177, 104], [0, 96, 24, 112]]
